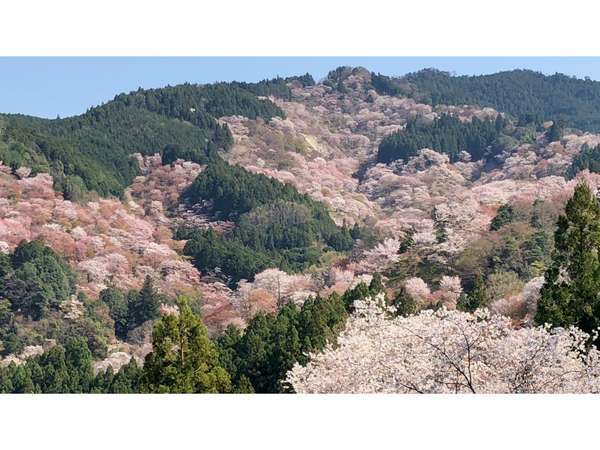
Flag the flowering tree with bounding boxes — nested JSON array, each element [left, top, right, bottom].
[[235, 268, 317, 317], [403, 276, 462, 310], [403, 277, 431, 307], [287, 295, 600, 393]]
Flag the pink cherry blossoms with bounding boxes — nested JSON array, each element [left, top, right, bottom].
[[403, 276, 462, 309]]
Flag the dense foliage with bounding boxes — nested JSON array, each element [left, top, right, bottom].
[[0, 335, 143, 393], [0, 281, 383, 393], [489, 204, 515, 231], [0, 79, 288, 199], [403, 68, 600, 132], [454, 208, 554, 289], [566, 144, 600, 179], [140, 297, 231, 393], [229, 73, 315, 100], [371, 72, 405, 96], [8, 66, 600, 395], [377, 114, 505, 163], [217, 280, 382, 393], [181, 228, 278, 285], [99, 276, 164, 340], [0, 337, 95, 393], [536, 183, 600, 336], [182, 158, 354, 283], [0, 239, 76, 324], [288, 297, 600, 394]]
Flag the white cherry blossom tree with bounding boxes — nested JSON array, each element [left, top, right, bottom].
[[288, 295, 600, 393]]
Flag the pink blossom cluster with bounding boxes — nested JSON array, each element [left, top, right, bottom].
[[0, 163, 243, 332], [403, 276, 463, 310]]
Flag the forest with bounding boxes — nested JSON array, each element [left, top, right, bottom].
[[180, 157, 355, 283], [566, 144, 600, 179], [400, 69, 600, 132], [0, 79, 288, 199], [3, 65, 600, 394], [0, 280, 382, 393], [377, 114, 507, 163]]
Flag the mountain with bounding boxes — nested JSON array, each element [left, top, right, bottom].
[[0, 77, 315, 200], [3, 66, 600, 393]]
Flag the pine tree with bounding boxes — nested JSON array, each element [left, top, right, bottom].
[[100, 286, 129, 339], [495, 113, 505, 132], [138, 275, 160, 322], [64, 337, 94, 393], [490, 203, 514, 231], [126, 276, 160, 332], [435, 223, 448, 243], [536, 182, 600, 334], [457, 275, 489, 312]]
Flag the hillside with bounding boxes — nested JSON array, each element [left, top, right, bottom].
[[375, 68, 600, 132], [0, 79, 295, 199], [3, 66, 600, 393]]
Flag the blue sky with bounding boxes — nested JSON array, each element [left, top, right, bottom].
[[1, 57, 600, 119]]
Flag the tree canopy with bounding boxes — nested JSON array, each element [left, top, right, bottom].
[[566, 144, 600, 180], [140, 297, 231, 393], [377, 114, 504, 164], [0, 78, 291, 199], [536, 183, 600, 335], [0, 238, 76, 322], [401, 69, 600, 132], [181, 158, 354, 283]]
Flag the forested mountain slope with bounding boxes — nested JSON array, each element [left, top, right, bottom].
[[3, 66, 600, 393], [374, 68, 600, 132], [0, 78, 304, 199]]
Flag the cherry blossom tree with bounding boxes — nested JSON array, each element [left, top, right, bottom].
[[288, 295, 600, 393]]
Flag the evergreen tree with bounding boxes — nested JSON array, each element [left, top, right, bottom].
[[393, 288, 417, 317], [127, 276, 160, 331], [435, 222, 448, 244], [140, 296, 231, 393], [99, 286, 129, 339], [536, 182, 600, 334], [566, 144, 600, 180], [369, 273, 385, 295], [490, 203, 515, 231], [104, 359, 142, 393], [403, 68, 600, 133], [378, 114, 501, 164], [137, 276, 160, 322], [495, 114, 506, 132], [341, 281, 371, 311], [457, 274, 489, 312], [1, 239, 76, 320], [546, 121, 563, 142], [399, 229, 415, 254], [64, 337, 94, 393]]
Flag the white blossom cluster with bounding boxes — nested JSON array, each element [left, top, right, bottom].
[[287, 295, 600, 393]]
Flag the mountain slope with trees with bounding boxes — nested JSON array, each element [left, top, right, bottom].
[[377, 114, 506, 163], [4, 65, 600, 393], [397, 69, 600, 132], [180, 157, 355, 283], [0, 80, 287, 199]]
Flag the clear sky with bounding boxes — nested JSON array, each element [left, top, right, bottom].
[[1, 57, 600, 119]]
